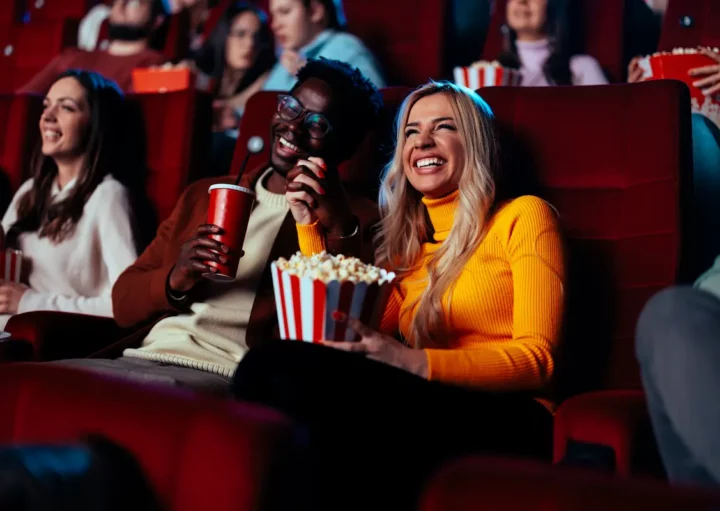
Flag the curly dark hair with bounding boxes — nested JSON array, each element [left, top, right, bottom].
[[294, 57, 383, 161]]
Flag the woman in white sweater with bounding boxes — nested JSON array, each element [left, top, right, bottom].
[[0, 70, 139, 328]]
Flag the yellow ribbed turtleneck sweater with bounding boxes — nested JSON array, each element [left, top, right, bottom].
[[297, 191, 565, 392]]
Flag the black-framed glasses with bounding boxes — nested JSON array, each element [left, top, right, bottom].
[[277, 94, 333, 139]]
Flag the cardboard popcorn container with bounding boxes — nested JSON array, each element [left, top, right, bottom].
[[453, 62, 522, 89], [132, 67, 217, 94], [638, 48, 720, 129], [0, 249, 22, 282], [270, 255, 396, 343]]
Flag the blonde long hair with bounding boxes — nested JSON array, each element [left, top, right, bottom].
[[376, 82, 499, 347]]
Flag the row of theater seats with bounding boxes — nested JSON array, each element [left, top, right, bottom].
[[2, 0, 719, 94], [0, 80, 694, 482], [4, 363, 720, 511]]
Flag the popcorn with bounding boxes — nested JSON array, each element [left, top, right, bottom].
[[271, 252, 396, 342], [274, 252, 393, 285]]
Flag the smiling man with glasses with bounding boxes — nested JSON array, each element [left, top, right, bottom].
[[19, 0, 168, 94], [53, 58, 383, 395]]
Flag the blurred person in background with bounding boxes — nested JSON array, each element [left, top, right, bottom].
[[498, 0, 607, 86], [0, 436, 160, 511], [194, 2, 276, 173], [264, 0, 385, 90], [21, 0, 168, 94], [0, 70, 139, 329]]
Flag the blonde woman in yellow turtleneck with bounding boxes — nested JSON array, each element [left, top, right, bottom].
[[289, 81, 565, 394], [231, 81, 566, 510]]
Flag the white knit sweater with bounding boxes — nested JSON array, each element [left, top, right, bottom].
[[0, 175, 138, 327]]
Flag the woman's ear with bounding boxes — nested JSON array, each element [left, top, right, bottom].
[[308, 0, 327, 26]]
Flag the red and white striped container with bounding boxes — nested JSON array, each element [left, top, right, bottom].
[[638, 48, 720, 130], [270, 262, 396, 343], [453, 64, 522, 89], [0, 250, 22, 283]]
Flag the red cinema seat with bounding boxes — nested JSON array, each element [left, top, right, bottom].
[[658, 0, 720, 51], [130, 89, 212, 223], [0, 0, 24, 25], [0, 93, 43, 204], [343, 0, 448, 86], [8, 18, 79, 90], [26, 0, 92, 21], [420, 457, 720, 511], [0, 364, 296, 511], [482, 0, 625, 82], [474, 81, 691, 475]]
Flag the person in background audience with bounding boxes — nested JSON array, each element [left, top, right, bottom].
[[264, 0, 385, 90], [52, 58, 380, 395], [629, 49, 720, 274], [636, 256, 720, 487], [232, 81, 565, 510], [78, 0, 112, 51], [19, 0, 168, 94], [194, 2, 276, 173], [0, 436, 160, 511], [498, 0, 608, 86], [0, 71, 138, 329]]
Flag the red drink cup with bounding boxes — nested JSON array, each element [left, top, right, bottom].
[[203, 184, 255, 282]]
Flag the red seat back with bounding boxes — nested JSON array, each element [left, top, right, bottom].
[[0, 93, 42, 201], [0, 364, 293, 511], [26, 0, 92, 21], [421, 457, 720, 511], [658, 0, 720, 51], [0, 0, 24, 25], [477, 81, 691, 394], [343, 0, 448, 86], [130, 89, 212, 222], [482, 0, 625, 83], [9, 18, 79, 89]]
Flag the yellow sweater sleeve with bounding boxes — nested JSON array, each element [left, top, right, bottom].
[[424, 198, 565, 391], [297, 220, 326, 256]]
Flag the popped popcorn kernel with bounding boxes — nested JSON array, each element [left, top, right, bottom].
[[275, 252, 393, 284]]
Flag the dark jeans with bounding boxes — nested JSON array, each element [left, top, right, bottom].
[[231, 341, 552, 510], [692, 114, 720, 275], [636, 286, 720, 487]]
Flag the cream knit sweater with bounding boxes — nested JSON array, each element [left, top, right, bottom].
[[0, 175, 138, 328], [123, 169, 290, 377]]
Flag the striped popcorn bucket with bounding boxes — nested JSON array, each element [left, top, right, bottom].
[[0, 250, 22, 283], [453, 65, 522, 89], [270, 262, 396, 342]]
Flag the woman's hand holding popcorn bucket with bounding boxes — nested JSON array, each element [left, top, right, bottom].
[[628, 47, 720, 129], [270, 251, 429, 377]]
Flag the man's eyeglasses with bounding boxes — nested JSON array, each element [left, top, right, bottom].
[[276, 94, 333, 139]]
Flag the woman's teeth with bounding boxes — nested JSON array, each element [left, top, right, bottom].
[[43, 130, 61, 141], [415, 157, 447, 168], [279, 137, 300, 153]]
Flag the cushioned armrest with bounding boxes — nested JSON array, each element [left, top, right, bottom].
[[553, 390, 662, 476], [5, 312, 131, 362]]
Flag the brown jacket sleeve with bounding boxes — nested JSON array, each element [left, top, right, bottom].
[[111, 188, 189, 328]]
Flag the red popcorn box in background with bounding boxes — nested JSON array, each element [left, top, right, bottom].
[[271, 253, 396, 343], [453, 62, 522, 89], [132, 67, 217, 94], [638, 48, 720, 129], [0, 250, 22, 283]]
